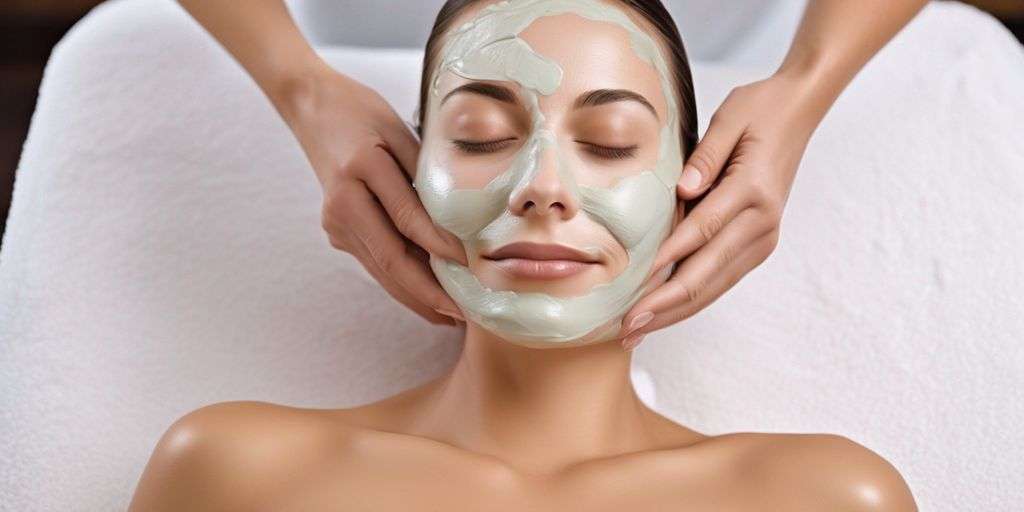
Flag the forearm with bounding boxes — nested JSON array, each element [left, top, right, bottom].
[[775, 0, 931, 122], [176, 0, 329, 115]]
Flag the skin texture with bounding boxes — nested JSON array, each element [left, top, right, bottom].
[[174, 0, 931, 348], [128, 401, 917, 511], [131, 3, 919, 510]]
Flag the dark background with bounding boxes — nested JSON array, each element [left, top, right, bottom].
[[2, 0, 1023, 251]]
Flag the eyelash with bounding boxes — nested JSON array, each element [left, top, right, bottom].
[[452, 138, 638, 160], [581, 143, 638, 160], [452, 138, 516, 154]]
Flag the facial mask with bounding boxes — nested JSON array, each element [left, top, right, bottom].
[[415, 0, 683, 347]]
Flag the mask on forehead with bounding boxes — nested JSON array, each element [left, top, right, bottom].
[[415, 0, 683, 347]]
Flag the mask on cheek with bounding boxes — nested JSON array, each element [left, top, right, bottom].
[[414, 0, 683, 348]]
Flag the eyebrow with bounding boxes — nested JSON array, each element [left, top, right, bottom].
[[441, 82, 518, 105], [441, 82, 659, 120], [574, 89, 659, 120]]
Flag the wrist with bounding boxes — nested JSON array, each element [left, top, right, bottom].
[[770, 53, 846, 131], [264, 57, 335, 126], [272, 59, 344, 130]]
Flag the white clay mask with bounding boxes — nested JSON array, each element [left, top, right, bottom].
[[415, 0, 684, 347]]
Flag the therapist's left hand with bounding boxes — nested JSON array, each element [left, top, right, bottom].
[[619, 72, 829, 350]]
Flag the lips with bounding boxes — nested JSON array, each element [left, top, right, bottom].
[[483, 242, 600, 279]]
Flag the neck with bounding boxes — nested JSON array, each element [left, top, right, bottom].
[[404, 321, 665, 476]]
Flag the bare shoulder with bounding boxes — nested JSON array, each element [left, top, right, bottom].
[[721, 432, 918, 511], [127, 400, 351, 512]]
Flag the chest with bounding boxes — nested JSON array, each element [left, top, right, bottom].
[[258, 453, 737, 512]]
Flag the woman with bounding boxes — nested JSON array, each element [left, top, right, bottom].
[[169, 0, 929, 351], [128, 1, 917, 509]]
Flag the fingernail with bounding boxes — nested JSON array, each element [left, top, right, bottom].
[[624, 311, 653, 335], [437, 307, 465, 321], [622, 332, 646, 351], [681, 166, 702, 191]]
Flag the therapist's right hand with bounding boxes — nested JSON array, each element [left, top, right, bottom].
[[275, 63, 467, 326]]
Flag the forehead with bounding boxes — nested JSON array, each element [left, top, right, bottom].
[[435, 0, 670, 118], [522, 13, 667, 116]]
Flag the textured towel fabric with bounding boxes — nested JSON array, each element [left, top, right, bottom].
[[1, 0, 1022, 510]]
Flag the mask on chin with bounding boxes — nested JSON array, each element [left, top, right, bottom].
[[415, 0, 683, 348]]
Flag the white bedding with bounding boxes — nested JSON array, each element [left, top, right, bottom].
[[1, 0, 1023, 510]]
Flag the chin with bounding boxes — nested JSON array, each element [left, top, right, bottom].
[[474, 317, 624, 350]]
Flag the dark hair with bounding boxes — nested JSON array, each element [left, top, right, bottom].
[[414, 0, 698, 160]]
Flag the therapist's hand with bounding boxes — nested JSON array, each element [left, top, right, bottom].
[[613, 0, 930, 350], [277, 64, 467, 326], [620, 72, 825, 349]]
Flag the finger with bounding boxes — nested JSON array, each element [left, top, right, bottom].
[[621, 234, 772, 350], [340, 236, 456, 326], [378, 113, 422, 181], [641, 230, 776, 338], [652, 176, 755, 273], [622, 209, 771, 337], [678, 110, 745, 199], [362, 146, 468, 265], [327, 182, 464, 320]]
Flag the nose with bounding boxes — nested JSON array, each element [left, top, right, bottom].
[[509, 145, 580, 220]]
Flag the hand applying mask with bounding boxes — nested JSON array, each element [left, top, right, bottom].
[[618, 0, 930, 350], [175, 0, 469, 326]]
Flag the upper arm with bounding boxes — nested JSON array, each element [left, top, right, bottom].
[[126, 401, 308, 512]]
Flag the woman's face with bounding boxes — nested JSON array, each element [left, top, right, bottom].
[[416, 0, 685, 347]]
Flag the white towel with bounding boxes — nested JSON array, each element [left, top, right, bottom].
[[1, 0, 1022, 510]]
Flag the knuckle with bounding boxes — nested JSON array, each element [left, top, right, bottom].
[[320, 211, 333, 234], [670, 307, 693, 325], [764, 230, 781, 255], [336, 142, 378, 179], [335, 156, 360, 181], [390, 197, 420, 237], [365, 238, 394, 274], [718, 243, 738, 269], [321, 207, 342, 237], [698, 211, 725, 243], [376, 253, 396, 275], [322, 186, 352, 219], [761, 200, 784, 224], [690, 143, 719, 175], [327, 235, 346, 251], [748, 178, 785, 212], [686, 278, 709, 303], [746, 177, 773, 205]]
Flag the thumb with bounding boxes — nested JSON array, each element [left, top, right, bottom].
[[678, 113, 744, 199]]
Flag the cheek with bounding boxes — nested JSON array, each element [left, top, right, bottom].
[[437, 148, 519, 189]]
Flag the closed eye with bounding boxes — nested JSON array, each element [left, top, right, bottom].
[[452, 137, 518, 154], [577, 141, 638, 160]]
